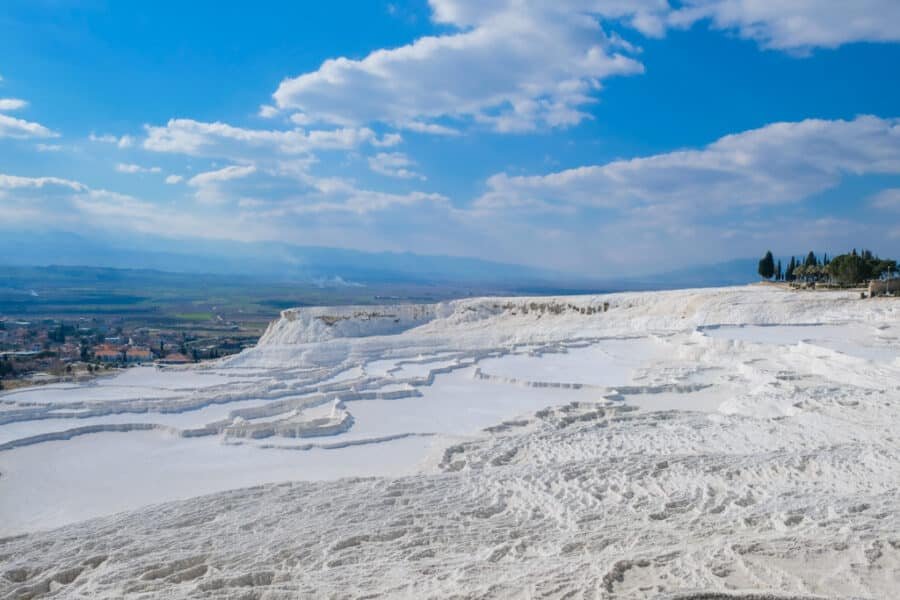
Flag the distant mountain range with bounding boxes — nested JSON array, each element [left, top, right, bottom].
[[0, 231, 557, 286], [619, 258, 760, 290], [0, 230, 759, 291]]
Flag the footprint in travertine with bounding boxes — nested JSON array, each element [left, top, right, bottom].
[[4, 567, 30, 583], [648, 496, 693, 521], [783, 513, 804, 527], [331, 534, 371, 552], [140, 555, 207, 581], [167, 563, 208, 583], [196, 571, 275, 591], [4, 554, 108, 597], [466, 501, 507, 519], [82, 554, 107, 569], [733, 490, 756, 507], [602, 558, 650, 593], [5, 565, 84, 598], [865, 540, 884, 566], [54, 565, 84, 585]]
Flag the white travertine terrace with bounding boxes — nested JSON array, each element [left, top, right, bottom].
[[1, 286, 899, 598]]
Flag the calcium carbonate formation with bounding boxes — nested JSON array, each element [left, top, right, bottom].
[[1, 286, 899, 598]]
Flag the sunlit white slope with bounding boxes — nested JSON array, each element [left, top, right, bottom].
[[2, 285, 900, 599]]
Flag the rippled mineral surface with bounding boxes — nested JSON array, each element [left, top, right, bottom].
[[2, 286, 899, 598]]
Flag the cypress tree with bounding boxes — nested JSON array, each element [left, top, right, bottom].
[[758, 251, 775, 280], [776, 260, 783, 281], [805, 251, 817, 267]]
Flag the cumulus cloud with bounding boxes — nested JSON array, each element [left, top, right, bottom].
[[0, 175, 88, 226], [0, 171, 273, 241], [277, 184, 447, 215], [187, 164, 258, 204], [475, 116, 900, 214], [397, 121, 460, 136], [164, 174, 184, 184], [871, 188, 900, 211], [187, 164, 257, 186], [0, 98, 27, 111], [671, 0, 900, 52], [368, 152, 425, 180], [142, 118, 399, 159], [116, 163, 162, 174], [0, 168, 453, 254], [258, 104, 279, 118], [0, 174, 85, 192], [0, 113, 57, 139], [273, 1, 655, 133], [89, 133, 134, 148], [181, 160, 444, 214], [372, 132, 403, 147]]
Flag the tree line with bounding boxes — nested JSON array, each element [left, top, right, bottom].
[[758, 249, 898, 285]]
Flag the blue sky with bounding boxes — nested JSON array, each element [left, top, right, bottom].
[[2, 0, 900, 276]]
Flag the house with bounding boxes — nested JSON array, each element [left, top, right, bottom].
[[158, 352, 191, 364], [125, 346, 152, 363], [94, 346, 123, 362]]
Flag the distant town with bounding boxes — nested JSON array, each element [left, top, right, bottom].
[[0, 314, 258, 390]]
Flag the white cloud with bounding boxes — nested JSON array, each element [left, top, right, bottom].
[[35, 143, 63, 152], [475, 116, 900, 214], [182, 161, 443, 214], [258, 104, 279, 118], [143, 118, 399, 159], [0, 175, 88, 225], [187, 164, 258, 204], [89, 133, 134, 148], [372, 132, 403, 147], [116, 163, 162, 174], [0, 168, 453, 254], [398, 120, 461, 136], [275, 185, 447, 215], [69, 188, 277, 241], [188, 164, 257, 186], [89, 133, 117, 143], [0, 98, 27, 111], [0, 172, 275, 241], [273, 1, 655, 133], [164, 174, 184, 184], [0, 174, 85, 192], [871, 188, 900, 211], [671, 0, 900, 51], [0, 113, 57, 139], [289, 112, 313, 126], [368, 152, 425, 180]]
